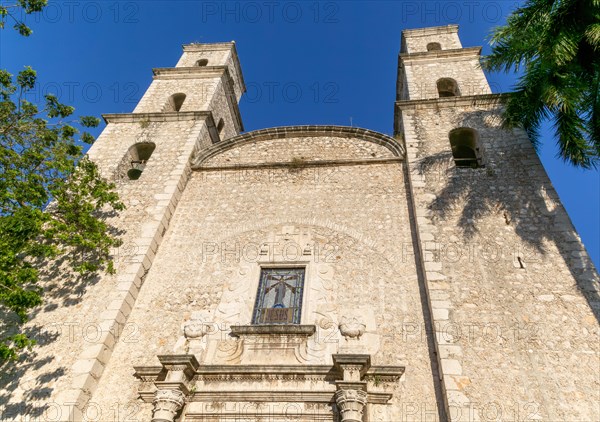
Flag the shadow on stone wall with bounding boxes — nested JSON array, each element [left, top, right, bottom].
[[0, 217, 123, 419], [415, 140, 600, 325]]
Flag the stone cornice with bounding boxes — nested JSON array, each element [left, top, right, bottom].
[[134, 363, 404, 382], [230, 324, 316, 336], [197, 157, 403, 172], [157, 354, 200, 376], [396, 93, 508, 110], [183, 42, 236, 51], [402, 24, 458, 38], [400, 46, 482, 62], [134, 362, 404, 404], [103, 111, 211, 123], [134, 351, 405, 415], [102, 111, 221, 144], [187, 390, 393, 405], [191, 125, 405, 169], [152, 65, 229, 78]]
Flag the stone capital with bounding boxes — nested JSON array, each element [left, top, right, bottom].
[[151, 388, 186, 422], [335, 388, 368, 422], [157, 354, 199, 382], [333, 354, 371, 382]]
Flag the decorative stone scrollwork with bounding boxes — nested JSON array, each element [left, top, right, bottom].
[[151, 389, 186, 422], [335, 388, 368, 422], [339, 316, 366, 340]]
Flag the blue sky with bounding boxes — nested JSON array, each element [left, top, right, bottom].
[[1, 1, 598, 266]]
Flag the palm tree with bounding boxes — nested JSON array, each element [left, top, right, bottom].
[[482, 0, 600, 169]]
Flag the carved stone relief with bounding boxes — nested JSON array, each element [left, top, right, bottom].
[[214, 265, 252, 326], [335, 388, 368, 422], [177, 223, 391, 369], [151, 389, 185, 422], [338, 307, 380, 356], [135, 353, 404, 422], [339, 316, 366, 340]]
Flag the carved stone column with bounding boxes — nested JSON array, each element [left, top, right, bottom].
[[151, 389, 185, 422], [335, 388, 368, 422], [332, 354, 372, 422], [150, 355, 199, 422]]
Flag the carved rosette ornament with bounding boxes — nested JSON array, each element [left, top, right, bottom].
[[339, 316, 366, 340], [183, 319, 209, 339], [151, 389, 186, 422], [335, 388, 368, 422]]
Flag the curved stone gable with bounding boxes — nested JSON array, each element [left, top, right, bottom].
[[192, 126, 405, 169]]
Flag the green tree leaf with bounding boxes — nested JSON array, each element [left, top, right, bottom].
[[0, 67, 123, 362]]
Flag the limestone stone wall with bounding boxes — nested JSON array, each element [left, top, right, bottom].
[[402, 54, 491, 100], [87, 133, 440, 421], [133, 79, 216, 114], [175, 43, 245, 101], [202, 136, 396, 167], [401, 26, 462, 54], [400, 98, 600, 421], [175, 50, 229, 68], [132, 76, 239, 140], [207, 76, 240, 140]]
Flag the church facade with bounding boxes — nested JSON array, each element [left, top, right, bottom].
[[3, 25, 599, 422]]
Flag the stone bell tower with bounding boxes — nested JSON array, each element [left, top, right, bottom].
[[396, 25, 600, 421], [25, 42, 247, 421]]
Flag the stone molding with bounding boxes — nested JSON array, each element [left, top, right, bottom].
[[103, 110, 211, 123], [102, 111, 221, 144], [399, 46, 482, 61], [188, 390, 391, 405], [157, 355, 200, 381], [191, 125, 405, 169], [396, 93, 509, 110], [230, 324, 316, 336], [152, 65, 230, 78], [402, 24, 458, 37], [135, 363, 404, 382], [333, 354, 371, 380], [183, 42, 237, 51], [184, 403, 335, 422], [134, 354, 404, 409], [197, 156, 403, 171]]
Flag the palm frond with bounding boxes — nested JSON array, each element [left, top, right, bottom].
[[483, 0, 555, 72], [484, 0, 600, 167], [554, 103, 596, 168], [582, 65, 600, 158], [585, 23, 600, 49]]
